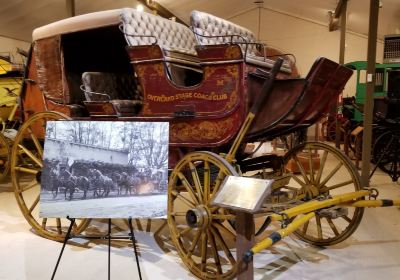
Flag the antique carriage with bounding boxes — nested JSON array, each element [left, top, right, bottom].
[[0, 53, 24, 181], [9, 8, 398, 280]]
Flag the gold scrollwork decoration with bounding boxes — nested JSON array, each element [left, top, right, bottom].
[[148, 46, 162, 58], [224, 46, 241, 59], [171, 119, 234, 142]]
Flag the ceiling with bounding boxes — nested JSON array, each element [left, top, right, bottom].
[[1, 0, 400, 42]]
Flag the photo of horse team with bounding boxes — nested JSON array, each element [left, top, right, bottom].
[[40, 121, 169, 219]]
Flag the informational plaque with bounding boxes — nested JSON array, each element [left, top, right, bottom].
[[210, 176, 273, 213]]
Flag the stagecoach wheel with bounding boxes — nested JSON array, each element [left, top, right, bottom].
[[326, 121, 337, 142], [168, 151, 238, 280], [282, 142, 364, 246], [11, 111, 90, 241], [0, 133, 11, 182], [372, 131, 400, 181]]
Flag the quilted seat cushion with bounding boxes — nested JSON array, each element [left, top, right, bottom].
[[190, 10, 257, 55], [120, 8, 197, 57], [120, 8, 201, 86], [190, 10, 292, 73], [81, 72, 142, 117], [81, 72, 142, 101]]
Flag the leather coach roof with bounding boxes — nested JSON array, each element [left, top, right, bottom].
[[32, 9, 122, 41]]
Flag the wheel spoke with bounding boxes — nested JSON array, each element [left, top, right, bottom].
[[211, 225, 236, 266], [56, 218, 62, 235], [302, 219, 309, 235], [307, 147, 315, 183], [41, 218, 47, 229], [316, 215, 323, 239], [0, 151, 9, 157], [281, 185, 300, 191], [320, 179, 353, 192], [14, 166, 39, 175], [293, 154, 311, 184], [319, 161, 343, 187], [177, 172, 199, 204], [189, 162, 203, 204], [28, 195, 40, 213], [27, 127, 43, 159], [315, 150, 328, 184], [290, 174, 307, 188], [211, 214, 236, 221], [178, 226, 193, 238], [207, 230, 222, 275], [213, 222, 236, 240], [200, 232, 208, 272], [18, 144, 43, 168], [203, 161, 210, 202], [187, 229, 202, 258], [326, 217, 340, 236], [341, 215, 352, 223], [171, 190, 196, 208], [18, 179, 38, 193], [171, 212, 187, 217], [209, 170, 225, 203]]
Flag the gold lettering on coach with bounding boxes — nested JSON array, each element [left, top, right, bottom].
[[147, 92, 228, 102]]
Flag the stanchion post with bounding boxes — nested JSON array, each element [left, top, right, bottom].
[[236, 212, 255, 280]]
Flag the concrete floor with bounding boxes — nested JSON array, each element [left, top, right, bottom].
[[1, 165, 400, 280]]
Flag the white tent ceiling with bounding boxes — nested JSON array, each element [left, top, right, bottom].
[[1, 0, 399, 42]]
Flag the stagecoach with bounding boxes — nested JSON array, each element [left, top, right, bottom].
[[9, 8, 400, 280]]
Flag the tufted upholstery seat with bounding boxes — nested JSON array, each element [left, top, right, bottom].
[[190, 10, 292, 73], [81, 72, 142, 117], [120, 8, 202, 86]]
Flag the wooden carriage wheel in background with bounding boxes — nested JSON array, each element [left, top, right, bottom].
[[372, 131, 400, 181], [11, 111, 90, 241], [0, 133, 11, 182], [282, 142, 364, 246], [168, 151, 238, 280]]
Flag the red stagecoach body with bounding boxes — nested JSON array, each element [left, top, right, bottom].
[[20, 8, 352, 167]]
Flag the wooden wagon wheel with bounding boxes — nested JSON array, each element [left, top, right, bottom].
[[11, 111, 90, 241], [0, 133, 11, 182], [372, 130, 400, 181], [168, 151, 238, 280], [282, 142, 364, 246]]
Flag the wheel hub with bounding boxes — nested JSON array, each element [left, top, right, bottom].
[[186, 205, 210, 229]]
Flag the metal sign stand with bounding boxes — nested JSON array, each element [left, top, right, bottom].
[[51, 216, 142, 280]]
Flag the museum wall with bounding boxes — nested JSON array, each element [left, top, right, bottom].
[[0, 36, 30, 63], [229, 7, 384, 98]]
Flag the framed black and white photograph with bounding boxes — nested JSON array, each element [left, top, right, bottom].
[[40, 121, 169, 219]]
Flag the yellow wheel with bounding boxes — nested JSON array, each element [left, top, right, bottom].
[[0, 133, 10, 182], [282, 142, 364, 246], [11, 111, 90, 241], [168, 151, 238, 280]]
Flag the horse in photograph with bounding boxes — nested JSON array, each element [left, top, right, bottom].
[[75, 175, 90, 199], [57, 169, 79, 200], [88, 168, 116, 197], [44, 166, 60, 198], [115, 171, 141, 196]]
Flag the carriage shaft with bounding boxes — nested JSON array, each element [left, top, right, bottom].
[[268, 190, 370, 221], [345, 199, 400, 208], [245, 212, 315, 261], [243, 190, 369, 261]]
